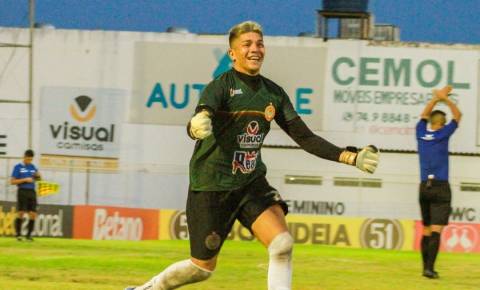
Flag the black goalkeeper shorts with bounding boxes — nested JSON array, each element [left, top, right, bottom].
[[419, 181, 451, 226], [186, 175, 288, 260]]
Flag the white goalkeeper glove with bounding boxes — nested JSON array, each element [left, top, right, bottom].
[[189, 111, 212, 140], [356, 145, 379, 173], [339, 145, 379, 174]]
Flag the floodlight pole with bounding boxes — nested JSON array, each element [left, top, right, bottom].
[[28, 0, 35, 148]]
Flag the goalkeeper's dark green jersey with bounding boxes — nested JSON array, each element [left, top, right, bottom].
[[189, 69, 298, 191]]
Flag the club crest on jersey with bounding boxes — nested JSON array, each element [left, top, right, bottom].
[[229, 88, 243, 97], [232, 150, 258, 174], [264, 103, 275, 121], [237, 121, 264, 148]]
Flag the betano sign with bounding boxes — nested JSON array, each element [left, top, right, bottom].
[[323, 41, 478, 151], [73, 205, 159, 240], [40, 87, 125, 159]]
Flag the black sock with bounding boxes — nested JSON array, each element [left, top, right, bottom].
[[15, 218, 23, 237], [27, 219, 35, 237], [421, 235, 430, 270], [426, 232, 441, 271]]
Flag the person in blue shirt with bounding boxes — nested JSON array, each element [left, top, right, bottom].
[[416, 85, 462, 279], [10, 149, 41, 241]]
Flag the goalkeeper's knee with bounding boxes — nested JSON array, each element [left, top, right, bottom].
[[268, 232, 294, 261]]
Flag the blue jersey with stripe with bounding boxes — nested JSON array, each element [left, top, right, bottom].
[[416, 119, 457, 181], [11, 163, 38, 189]]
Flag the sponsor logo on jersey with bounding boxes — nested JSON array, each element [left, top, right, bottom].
[[19, 168, 35, 174], [264, 103, 276, 121], [229, 88, 243, 97], [237, 121, 264, 148], [232, 150, 258, 174], [421, 134, 435, 141]]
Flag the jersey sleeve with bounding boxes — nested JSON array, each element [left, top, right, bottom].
[[11, 164, 20, 179], [279, 116, 343, 162], [196, 79, 225, 114], [274, 88, 299, 127], [415, 119, 427, 139], [436, 120, 458, 140]]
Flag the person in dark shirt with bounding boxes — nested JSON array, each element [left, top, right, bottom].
[[416, 85, 462, 279], [10, 149, 41, 241], [126, 21, 379, 290]]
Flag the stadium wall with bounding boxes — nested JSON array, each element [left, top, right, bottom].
[[0, 28, 479, 225], [1, 202, 479, 253]]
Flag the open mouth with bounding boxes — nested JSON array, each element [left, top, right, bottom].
[[247, 55, 263, 62]]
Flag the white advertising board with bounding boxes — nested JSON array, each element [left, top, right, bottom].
[[130, 40, 327, 130], [0, 103, 28, 157], [323, 40, 478, 152], [40, 87, 125, 158]]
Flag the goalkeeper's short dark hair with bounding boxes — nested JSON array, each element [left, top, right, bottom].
[[24, 149, 34, 157]]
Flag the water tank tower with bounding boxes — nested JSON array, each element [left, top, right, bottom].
[[317, 0, 372, 40]]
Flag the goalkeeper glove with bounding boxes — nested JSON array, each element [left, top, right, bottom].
[[189, 111, 212, 140], [339, 145, 379, 174]]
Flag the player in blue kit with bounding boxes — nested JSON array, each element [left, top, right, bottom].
[[416, 85, 462, 278], [11, 149, 41, 241]]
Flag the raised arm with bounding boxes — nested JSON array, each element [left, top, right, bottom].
[[420, 97, 441, 119], [443, 98, 462, 123], [431, 85, 462, 123], [420, 85, 453, 119]]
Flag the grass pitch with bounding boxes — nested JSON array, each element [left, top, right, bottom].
[[0, 237, 479, 290]]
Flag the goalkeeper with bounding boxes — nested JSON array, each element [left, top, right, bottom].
[[10, 149, 41, 241], [126, 20, 379, 290]]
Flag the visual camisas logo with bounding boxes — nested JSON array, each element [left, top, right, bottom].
[[237, 121, 264, 149], [69, 95, 97, 122], [41, 87, 124, 158], [46, 95, 116, 153]]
